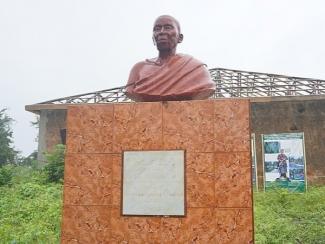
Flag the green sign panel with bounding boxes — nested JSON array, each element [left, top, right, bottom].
[[262, 133, 306, 193]]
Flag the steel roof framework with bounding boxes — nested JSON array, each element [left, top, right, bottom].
[[38, 68, 325, 105]]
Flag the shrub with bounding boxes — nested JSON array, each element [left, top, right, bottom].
[[18, 182, 42, 199], [44, 144, 65, 183], [0, 172, 63, 243], [0, 165, 13, 186]]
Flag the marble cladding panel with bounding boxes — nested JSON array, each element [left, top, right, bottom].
[[110, 208, 161, 243], [63, 153, 120, 205], [215, 208, 253, 244], [113, 103, 163, 153], [112, 154, 122, 208], [161, 208, 216, 243], [214, 99, 250, 152], [214, 152, 252, 208], [66, 132, 114, 154], [62, 100, 253, 243], [186, 153, 215, 207], [162, 100, 215, 152], [61, 205, 111, 243], [66, 105, 114, 153]]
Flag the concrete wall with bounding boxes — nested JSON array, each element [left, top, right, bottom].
[[251, 98, 325, 187], [38, 109, 67, 163]]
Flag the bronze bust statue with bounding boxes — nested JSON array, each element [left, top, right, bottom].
[[125, 15, 216, 102]]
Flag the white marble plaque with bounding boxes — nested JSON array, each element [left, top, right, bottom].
[[122, 150, 185, 216]]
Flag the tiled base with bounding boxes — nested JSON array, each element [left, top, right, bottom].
[[61, 99, 253, 243]]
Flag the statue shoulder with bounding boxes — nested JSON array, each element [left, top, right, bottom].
[[130, 60, 148, 70], [177, 53, 205, 66], [128, 60, 150, 83]]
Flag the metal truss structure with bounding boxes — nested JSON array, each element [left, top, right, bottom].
[[210, 68, 325, 98], [39, 68, 325, 104]]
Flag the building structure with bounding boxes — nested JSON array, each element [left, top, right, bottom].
[[26, 68, 325, 188]]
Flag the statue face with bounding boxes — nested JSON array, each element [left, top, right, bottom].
[[153, 16, 182, 51]]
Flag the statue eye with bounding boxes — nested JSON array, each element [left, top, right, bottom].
[[164, 25, 173, 30], [153, 26, 162, 32]]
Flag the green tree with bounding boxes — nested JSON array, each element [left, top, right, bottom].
[[0, 109, 17, 166], [30, 115, 39, 143]]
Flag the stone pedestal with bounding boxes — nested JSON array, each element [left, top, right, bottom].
[[61, 99, 253, 243]]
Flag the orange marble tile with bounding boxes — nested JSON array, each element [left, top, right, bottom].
[[61, 101, 253, 242], [67, 105, 114, 133], [63, 154, 117, 205], [112, 154, 122, 207], [66, 105, 114, 153], [214, 99, 250, 152], [113, 103, 163, 153], [215, 208, 253, 244], [214, 152, 252, 208], [161, 208, 216, 243], [66, 132, 114, 154], [186, 153, 215, 207], [110, 209, 161, 243], [162, 100, 214, 153], [61, 205, 111, 243]]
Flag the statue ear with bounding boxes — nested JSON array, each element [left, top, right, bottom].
[[152, 37, 156, 46], [178, 34, 184, 43]]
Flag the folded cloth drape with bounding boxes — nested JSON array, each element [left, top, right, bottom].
[[126, 54, 216, 102]]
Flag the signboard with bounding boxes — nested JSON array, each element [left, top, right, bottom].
[[122, 150, 185, 216], [262, 133, 306, 192]]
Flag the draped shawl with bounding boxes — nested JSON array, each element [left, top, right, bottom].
[[126, 54, 215, 101]]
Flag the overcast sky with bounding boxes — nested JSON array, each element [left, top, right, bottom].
[[1, 0, 325, 156]]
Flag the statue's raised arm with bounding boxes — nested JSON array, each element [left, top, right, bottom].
[[126, 15, 216, 102]]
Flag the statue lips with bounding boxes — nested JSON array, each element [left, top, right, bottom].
[[157, 40, 168, 46], [156, 36, 168, 43], [156, 36, 170, 49]]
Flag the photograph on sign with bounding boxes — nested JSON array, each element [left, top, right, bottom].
[[262, 133, 306, 192], [122, 150, 185, 216]]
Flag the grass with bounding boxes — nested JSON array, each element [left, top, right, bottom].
[[0, 165, 324, 243], [254, 187, 325, 243]]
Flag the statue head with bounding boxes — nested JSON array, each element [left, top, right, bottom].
[[152, 15, 184, 52]]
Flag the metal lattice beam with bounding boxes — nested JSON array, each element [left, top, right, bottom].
[[38, 68, 325, 104]]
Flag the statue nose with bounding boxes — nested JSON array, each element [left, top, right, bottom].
[[159, 27, 166, 33]]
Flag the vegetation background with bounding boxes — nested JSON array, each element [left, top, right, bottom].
[[1, 158, 324, 243], [0, 109, 324, 243]]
